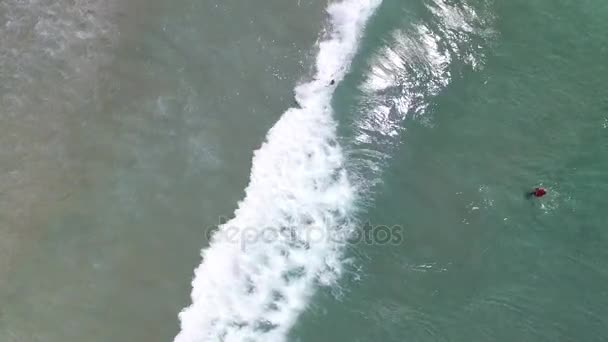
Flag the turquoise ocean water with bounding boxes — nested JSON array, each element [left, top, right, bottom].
[[1, 0, 607, 341]]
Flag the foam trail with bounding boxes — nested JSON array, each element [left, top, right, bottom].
[[174, 1, 381, 341]]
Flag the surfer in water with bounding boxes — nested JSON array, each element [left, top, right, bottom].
[[527, 187, 547, 198]]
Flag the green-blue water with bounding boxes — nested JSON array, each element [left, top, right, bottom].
[[1, 0, 607, 341], [294, 0, 608, 340]]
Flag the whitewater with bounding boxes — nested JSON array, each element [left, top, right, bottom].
[[174, 0, 381, 341]]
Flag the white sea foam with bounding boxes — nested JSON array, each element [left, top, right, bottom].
[[174, 1, 381, 341]]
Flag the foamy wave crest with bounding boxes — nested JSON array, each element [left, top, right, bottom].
[[174, 1, 381, 341]]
